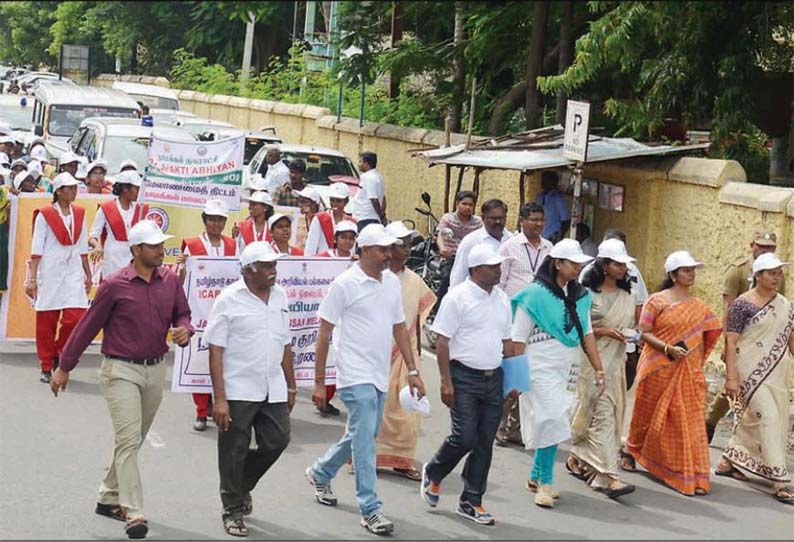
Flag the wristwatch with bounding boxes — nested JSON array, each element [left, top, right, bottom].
[[407, 369, 420, 377]]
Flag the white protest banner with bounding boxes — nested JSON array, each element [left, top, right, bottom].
[[171, 256, 353, 393], [277, 257, 354, 387], [172, 257, 240, 393], [145, 133, 245, 211]]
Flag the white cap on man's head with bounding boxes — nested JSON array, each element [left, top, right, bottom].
[[268, 213, 292, 230], [249, 190, 274, 207], [10, 158, 26, 170], [335, 220, 357, 235], [28, 160, 42, 179], [119, 159, 139, 172], [240, 241, 284, 267], [357, 224, 399, 247], [663, 251, 704, 273], [385, 221, 415, 240], [52, 172, 81, 191], [30, 145, 48, 162], [468, 243, 509, 268], [12, 169, 32, 190], [294, 187, 321, 205], [87, 159, 108, 174], [128, 220, 173, 246], [752, 252, 790, 275], [596, 238, 636, 264], [58, 151, 80, 166], [329, 182, 350, 200], [115, 170, 142, 187], [550, 238, 593, 264], [203, 198, 229, 218], [0, 135, 13, 145]]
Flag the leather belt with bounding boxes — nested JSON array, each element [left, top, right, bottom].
[[108, 355, 164, 366], [451, 359, 500, 377]]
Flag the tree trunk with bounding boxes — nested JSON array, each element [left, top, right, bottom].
[[130, 44, 138, 74], [388, 2, 404, 99], [555, 1, 573, 124], [525, 1, 549, 130], [449, 1, 466, 133]]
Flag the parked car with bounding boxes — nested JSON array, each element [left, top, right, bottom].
[[68, 117, 196, 174], [151, 110, 197, 125], [32, 85, 141, 158], [0, 94, 34, 133], [112, 81, 181, 111]]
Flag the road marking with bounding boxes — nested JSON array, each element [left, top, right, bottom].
[[146, 430, 166, 448]]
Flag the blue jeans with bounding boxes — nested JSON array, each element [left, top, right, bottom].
[[311, 383, 386, 517]]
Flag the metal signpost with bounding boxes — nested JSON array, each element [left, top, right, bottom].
[[59, 44, 90, 84], [562, 99, 591, 240]]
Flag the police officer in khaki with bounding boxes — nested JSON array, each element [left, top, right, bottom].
[[705, 230, 786, 443]]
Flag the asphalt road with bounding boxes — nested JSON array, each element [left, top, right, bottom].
[[1, 341, 792, 540]]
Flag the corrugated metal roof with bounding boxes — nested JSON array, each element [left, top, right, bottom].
[[413, 125, 710, 171], [34, 85, 141, 109]]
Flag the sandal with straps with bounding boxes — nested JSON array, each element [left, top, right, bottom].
[[619, 449, 637, 472], [774, 485, 794, 504], [223, 515, 249, 538], [95, 502, 126, 522], [125, 518, 148, 540]]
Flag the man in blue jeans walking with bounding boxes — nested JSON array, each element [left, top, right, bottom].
[[421, 243, 513, 525], [305, 223, 426, 535]]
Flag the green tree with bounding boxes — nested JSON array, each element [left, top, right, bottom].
[[0, 1, 59, 68]]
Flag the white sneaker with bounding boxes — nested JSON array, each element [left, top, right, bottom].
[[361, 511, 394, 535]]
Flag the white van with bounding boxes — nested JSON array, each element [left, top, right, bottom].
[[32, 85, 141, 157], [112, 81, 181, 112]]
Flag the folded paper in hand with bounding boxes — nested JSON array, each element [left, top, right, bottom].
[[399, 385, 431, 416]]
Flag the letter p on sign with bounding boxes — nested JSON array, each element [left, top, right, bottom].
[[563, 100, 591, 162]]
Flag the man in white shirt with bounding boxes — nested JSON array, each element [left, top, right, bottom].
[[305, 224, 426, 536], [205, 241, 296, 538], [350, 151, 386, 230], [421, 244, 512, 526], [253, 145, 290, 192], [449, 199, 512, 288]]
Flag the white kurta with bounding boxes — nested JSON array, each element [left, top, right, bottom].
[[512, 307, 590, 450], [90, 200, 135, 278], [31, 206, 89, 311]]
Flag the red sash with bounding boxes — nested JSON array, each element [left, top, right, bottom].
[[98, 200, 149, 243], [317, 211, 356, 248], [182, 235, 236, 257], [237, 218, 271, 246], [271, 241, 304, 256], [32, 205, 85, 246]]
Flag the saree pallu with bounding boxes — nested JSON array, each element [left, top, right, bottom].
[[724, 295, 793, 482], [570, 289, 635, 487], [626, 294, 721, 495], [376, 269, 436, 469]]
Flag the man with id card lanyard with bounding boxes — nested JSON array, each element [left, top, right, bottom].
[[495, 202, 553, 445]]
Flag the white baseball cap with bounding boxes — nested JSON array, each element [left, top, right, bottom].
[[119, 159, 139, 172], [0, 122, 11, 136], [596, 238, 636, 264], [29, 145, 48, 162], [335, 220, 358, 235], [268, 213, 292, 230], [752, 252, 791, 275], [12, 169, 32, 190], [240, 241, 284, 267], [249, 190, 274, 207], [294, 187, 321, 205], [52, 172, 81, 191], [0, 152, 9, 167], [358, 224, 399, 247], [663, 251, 704, 273], [28, 160, 42, 180], [10, 158, 26, 170], [385, 220, 416, 240], [329, 182, 350, 200], [87, 159, 108, 175], [115, 170, 143, 187], [468, 243, 509, 268], [128, 220, 173, 246], [58, 151, 80, 166], [203, 198, 229, 218], [550, 238, 594, 264], [0, 135, 13, 145]]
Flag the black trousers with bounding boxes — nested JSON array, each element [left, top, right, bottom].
[[356, 218, 382, 232], [218, 400, 291, 515], [425, 361, 503, 506]]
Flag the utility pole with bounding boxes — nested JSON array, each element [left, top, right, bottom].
[[241, 11, 255, 92], [388, 2, 403, 99]]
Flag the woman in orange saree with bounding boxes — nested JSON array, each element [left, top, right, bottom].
[[621, 251, 722, 496]]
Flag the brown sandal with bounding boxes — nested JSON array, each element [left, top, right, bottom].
[[774, 485, 794, 504], [619, 449, 637, 472], [95, 502, 126, 522]]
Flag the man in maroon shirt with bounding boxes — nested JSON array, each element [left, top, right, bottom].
[[51, 220, 193, 540]]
